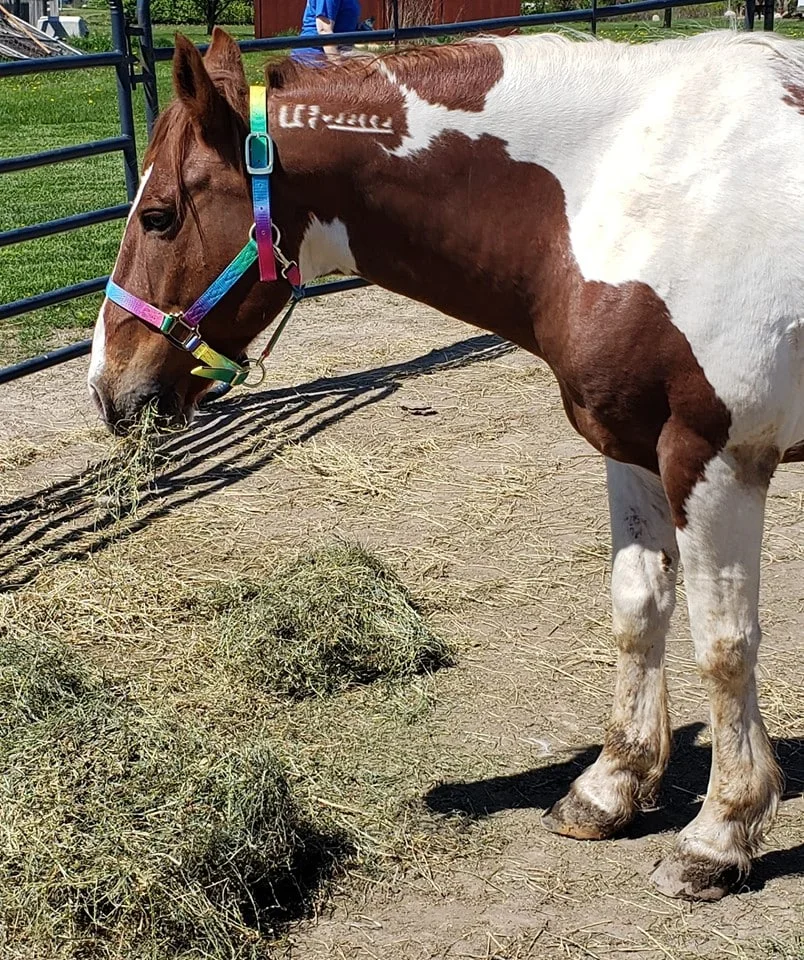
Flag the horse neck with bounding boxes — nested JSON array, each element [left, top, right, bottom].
[[269, 40, 652, 351]]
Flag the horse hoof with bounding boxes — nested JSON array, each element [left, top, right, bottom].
[[650, 853, 740, 901], [542, 790, 623, 840]]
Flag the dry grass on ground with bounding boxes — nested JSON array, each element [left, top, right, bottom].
[[0, 289, 801, 960], [0, 631, 342, 960]]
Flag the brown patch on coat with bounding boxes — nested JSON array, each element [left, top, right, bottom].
[[782, 80, 804, 116], [378, 43, 504, 112], [268, 84, 731, 527], [268, 56, 410, 157]]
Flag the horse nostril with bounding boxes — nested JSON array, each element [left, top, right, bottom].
[[89, 382, 111, 421], [89, 383, 103, 415], [89, 382, 124, 433]]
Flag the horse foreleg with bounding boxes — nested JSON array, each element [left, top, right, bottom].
[[544, 460, 677, 839], [650, 449, 783, 900]]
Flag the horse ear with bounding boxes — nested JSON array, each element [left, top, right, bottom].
[[173, 33, 230, 140], [204, 27, 245, 81], [204, 27, 248, 117]]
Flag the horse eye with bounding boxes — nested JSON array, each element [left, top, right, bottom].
[[141, 209, 175, 233]]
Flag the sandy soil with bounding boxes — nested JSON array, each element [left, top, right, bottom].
[[1, 288, 802, 959]]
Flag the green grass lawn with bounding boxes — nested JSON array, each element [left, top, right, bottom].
[[0, 16, 270, 363], [2, 14, 804, 364]]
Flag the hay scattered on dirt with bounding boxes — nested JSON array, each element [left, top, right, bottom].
[[0, 633, 343, 960], [0, 437, 43, 474], [210, 542, 454, 699]]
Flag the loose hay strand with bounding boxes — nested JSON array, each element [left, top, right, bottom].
[[92, 402, 173, 522]]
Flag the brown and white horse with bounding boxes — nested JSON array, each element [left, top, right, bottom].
[[89, 28, 804, 900]]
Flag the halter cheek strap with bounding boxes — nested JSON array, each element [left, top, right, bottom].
[[104, 83, 305, 388]]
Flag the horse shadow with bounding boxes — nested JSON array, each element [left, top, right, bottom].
[[0, 333, 515, 591], [423, 721, 804, 890]]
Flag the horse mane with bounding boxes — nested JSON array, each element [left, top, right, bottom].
[[267, 30, 804, 100], [266, 39, 505, 103]]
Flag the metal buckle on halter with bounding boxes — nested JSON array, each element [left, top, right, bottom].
[[161, 312, 201, 350], [271, 223, 303, 290], [245, 132, 274, 176]]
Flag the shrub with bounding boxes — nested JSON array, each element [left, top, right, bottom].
[[121, 0, 253, 27]]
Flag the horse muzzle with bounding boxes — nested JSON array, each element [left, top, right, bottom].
[[89, 377, 191, 437]]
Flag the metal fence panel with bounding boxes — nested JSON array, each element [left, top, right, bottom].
[[1, 0, 775, 386]]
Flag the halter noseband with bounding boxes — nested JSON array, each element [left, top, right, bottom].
[[105, 85, 303, 388]]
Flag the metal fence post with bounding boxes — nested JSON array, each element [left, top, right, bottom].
[[391, 0, 400, 44], [745, 0, 756, 29], [109, 0, 139, 200], [136, 0, 159, 135], [591, 0, 597, 36], [763, 0, 774, 29], [664, 5, 672, 26]]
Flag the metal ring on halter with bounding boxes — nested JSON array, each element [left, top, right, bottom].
[[253, 222, 293, 272], [242, 357, 267, 388]]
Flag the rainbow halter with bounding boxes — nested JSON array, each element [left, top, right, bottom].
[[105, 85, 302, 388]]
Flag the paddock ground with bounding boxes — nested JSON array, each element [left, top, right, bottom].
[[0, 288, 802, 958]]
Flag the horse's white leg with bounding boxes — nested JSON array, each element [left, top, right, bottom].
[[650, 449, 783, 901], [544, 460, 677, 838]]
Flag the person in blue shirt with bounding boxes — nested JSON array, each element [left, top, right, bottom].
[[293, 0, 362, 61]]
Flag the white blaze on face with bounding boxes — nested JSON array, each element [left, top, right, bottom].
[[87, 300, 107, 389], [87, 164, 154, 392], [298, 216, 357, 282]]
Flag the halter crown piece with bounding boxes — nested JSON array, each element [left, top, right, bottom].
[[105, 84, 304, 387]]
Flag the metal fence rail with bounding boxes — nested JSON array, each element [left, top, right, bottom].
[[0, 0, 138, 376], [0, 0, 772, 386], [0, 278, 371, 385]]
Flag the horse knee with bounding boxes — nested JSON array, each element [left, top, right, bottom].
[[611, 544, 677, 650]]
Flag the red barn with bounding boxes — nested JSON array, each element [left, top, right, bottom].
[[256, 0, 520, 41]]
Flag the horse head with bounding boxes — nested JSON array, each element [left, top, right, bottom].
[[89, 29, 294, 434]]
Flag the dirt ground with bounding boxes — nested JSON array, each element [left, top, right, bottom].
[[1, 288, 802, 959]]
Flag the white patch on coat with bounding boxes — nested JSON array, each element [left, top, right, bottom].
[[379, 34, 804, 450], [88, 164, 153, 390], [298, 216, 357, 282]]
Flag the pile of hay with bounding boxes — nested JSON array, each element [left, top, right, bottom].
[[0, 634, 338, 960], [211, 543, 453, 699]]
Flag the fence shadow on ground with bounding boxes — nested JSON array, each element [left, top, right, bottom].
[[424, 721, 804, 889], [0, 333, 515, 591]]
